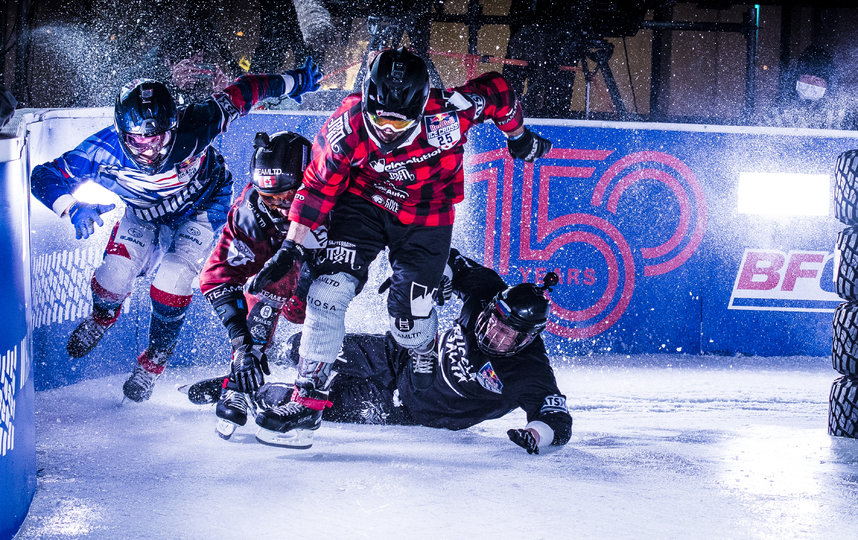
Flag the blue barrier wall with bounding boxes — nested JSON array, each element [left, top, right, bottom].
[[462, 122, 853, 356], [0, 133, 37, 539], [26, 111, 858, 394]]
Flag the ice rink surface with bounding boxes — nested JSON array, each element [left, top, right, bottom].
[[14, 355, 858, 539]]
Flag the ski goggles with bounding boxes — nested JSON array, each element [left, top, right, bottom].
[[367, 112, 418, 133], [259, 189, 297, 212]]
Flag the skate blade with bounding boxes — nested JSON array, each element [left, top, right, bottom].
[[255, 427, 314, 449], [216, 419, 238, 440]]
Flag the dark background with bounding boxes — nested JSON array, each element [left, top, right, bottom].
[[3, 1, 858, 124]]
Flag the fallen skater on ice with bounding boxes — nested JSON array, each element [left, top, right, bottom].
[[189, 249, 573, 453]]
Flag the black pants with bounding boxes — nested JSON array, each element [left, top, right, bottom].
[[282, 331, 416, 425], [314, 193, 453, 320]]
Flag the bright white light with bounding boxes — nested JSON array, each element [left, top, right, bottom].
[[71, 181, 121, 206], [737, 172, 830, 216]]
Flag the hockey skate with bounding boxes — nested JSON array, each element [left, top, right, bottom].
[[255, 426, 317, 449], [216, 387, 257, 440], [122, 347, 173, 402], [407, 344, 437, 391], [255, 381, 331, 449], [67, 312, 116, 358]]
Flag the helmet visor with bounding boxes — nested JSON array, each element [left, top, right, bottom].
[[123, 131, 172, 165], [475, 308, 536, 357]]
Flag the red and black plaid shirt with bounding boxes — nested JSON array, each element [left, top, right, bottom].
[[288, 71, 524, 228]]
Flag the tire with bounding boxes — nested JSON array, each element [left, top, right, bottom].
[[834, 149, 858, 226], [829, 376, 858, 437], [832, 301, 858, 376], [836, 227, 858, 300]]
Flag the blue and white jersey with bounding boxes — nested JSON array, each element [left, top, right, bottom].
[[31, 74, 290, 226]]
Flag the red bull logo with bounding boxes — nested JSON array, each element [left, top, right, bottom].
[[729, 249, 839, 312]]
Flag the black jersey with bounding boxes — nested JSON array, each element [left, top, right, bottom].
[[317, 254, 572, 446], [396, 262, 571, 444]]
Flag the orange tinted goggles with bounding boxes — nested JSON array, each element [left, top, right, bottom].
[[259, 189, 296, 210], [368, 113, 417, 132]]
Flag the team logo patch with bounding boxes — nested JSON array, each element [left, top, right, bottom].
[[476, 361, 503, 394], [445, 326, 473, 385], [425, 112, 461, 150], [326, 112, 352, 153], [465, 93, 486, 119], [394, 318, 414, 332], [227, 239, 255, 266], [213, 92, 241, 124], [324, 242, 360, 270], [410, 282, 436, 317], [250, 323, 267, 341], [540, 394, 568, 414]]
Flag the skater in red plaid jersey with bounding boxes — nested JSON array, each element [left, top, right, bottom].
[[246, 47, 552, 436]]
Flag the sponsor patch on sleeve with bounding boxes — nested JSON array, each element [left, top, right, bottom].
[[540, 394, 568, 414]]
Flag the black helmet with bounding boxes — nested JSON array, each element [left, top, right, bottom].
[[250, 131, 311, 195], [114, 79, 178, 174], [475, 272, 558, 357], [362, 47, 430, 153]]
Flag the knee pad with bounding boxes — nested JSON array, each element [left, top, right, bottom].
[[390, 308, 438, 350], [93, 253, 141, 298], [152, 253, 199, 297], [299, 272, 359, 365]]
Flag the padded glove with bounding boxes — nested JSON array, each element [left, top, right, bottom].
[[284, 56, 322, 104], [230, 338, 270, 393], [507, 428, 540, 455], [435, 263, 454, 306], [507, 128, 552, 162], [247, 240, 306, 295], [68, 202, 116, 240]]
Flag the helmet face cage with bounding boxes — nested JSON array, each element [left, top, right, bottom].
[[362, 48, 430, 152], [474, 284, 550, 357], [114, 79, 178, 173]]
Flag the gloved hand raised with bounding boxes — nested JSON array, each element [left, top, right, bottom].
[[230, 338, 270, 393], [284, 56, 322, 104], [247, 240, 306, 295], [507, 428, 540, 455], [507, 128, 552, 162], [68, 202, 116, 240]]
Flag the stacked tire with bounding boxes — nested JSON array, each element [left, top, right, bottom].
[[830, 149, 858, 437]]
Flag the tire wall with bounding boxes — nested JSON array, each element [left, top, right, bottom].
[[829, 150, 858, 438], [0, 127, 37, 539]]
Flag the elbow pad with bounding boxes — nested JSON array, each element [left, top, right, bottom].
[[205, 284, 250, 342]]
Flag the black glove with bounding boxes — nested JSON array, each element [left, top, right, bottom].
[[507, 128, 552, 162], [230, 338, 270, 393], [247, 240, 306, 295], [435, 263, 453, 306], [507, 428, 539, 455]]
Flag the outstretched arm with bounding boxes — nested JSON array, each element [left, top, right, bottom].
[[454, 72, 552, 162]]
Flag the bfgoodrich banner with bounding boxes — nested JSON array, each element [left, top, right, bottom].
[[462, 121, 855, 356]]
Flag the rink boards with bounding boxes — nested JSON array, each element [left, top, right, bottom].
[[21, 109, 858, 393]]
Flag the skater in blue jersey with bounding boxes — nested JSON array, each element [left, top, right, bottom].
[[30, 59, 321, 402]]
